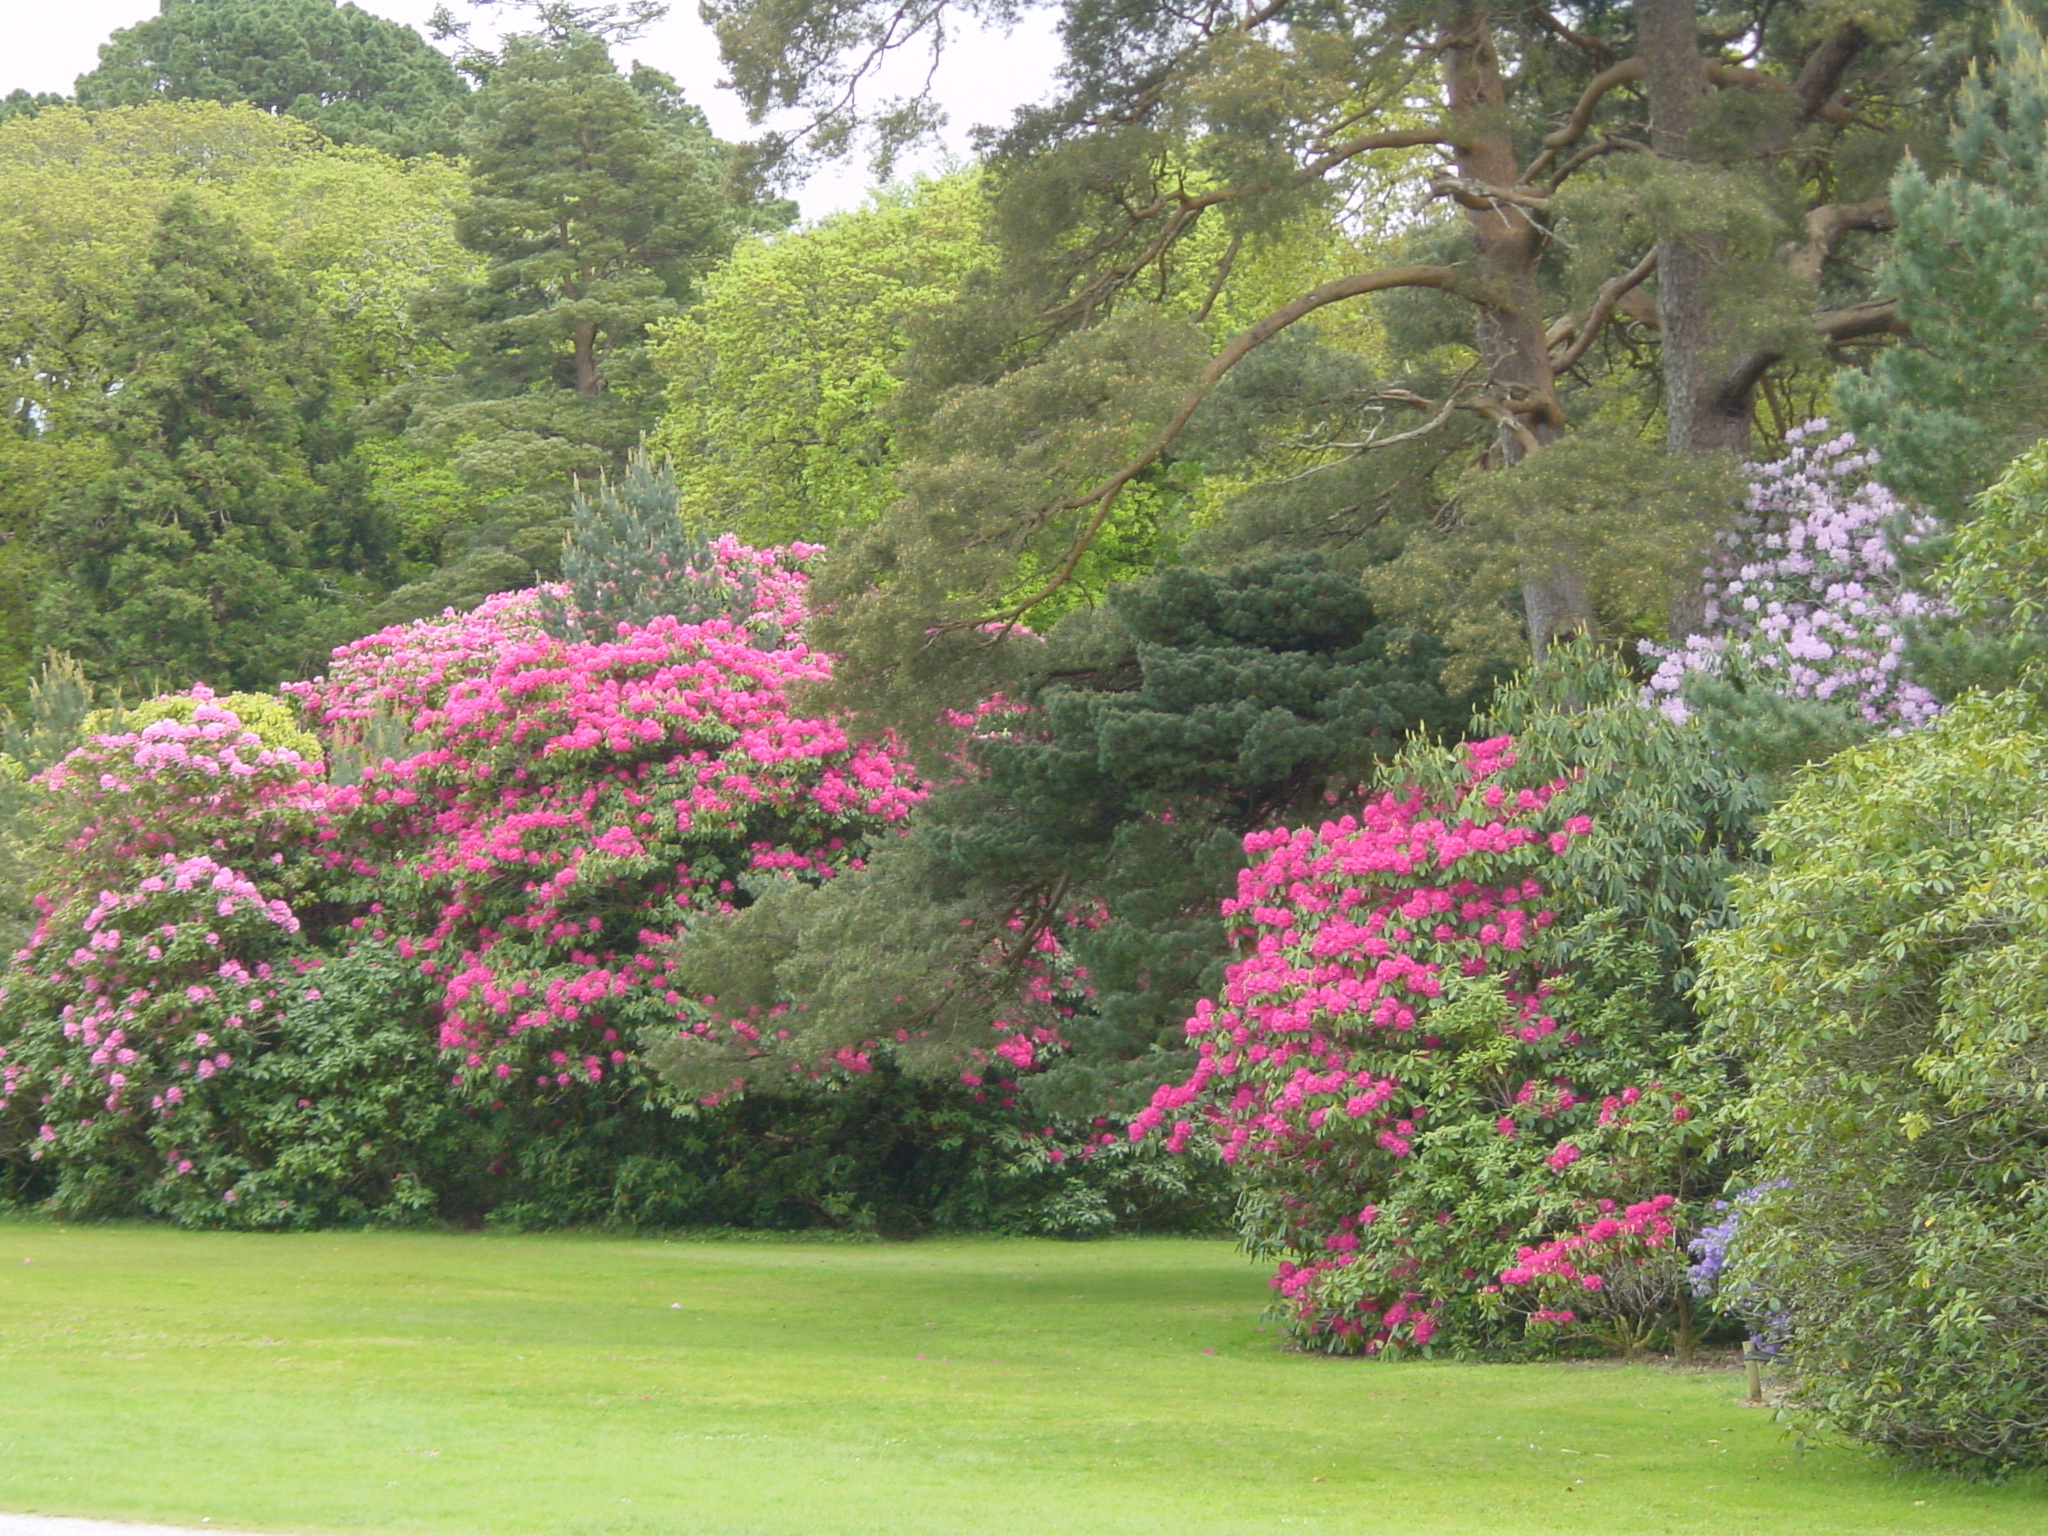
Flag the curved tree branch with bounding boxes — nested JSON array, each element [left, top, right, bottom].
[[1550, 247, 1659, 373], [953, 264, 1483, 634], [1522, 58, 1644, 181]]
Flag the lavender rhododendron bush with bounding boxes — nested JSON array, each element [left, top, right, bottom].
[[1641, 422, 1942, 741], [0, 693, 337, 1217]]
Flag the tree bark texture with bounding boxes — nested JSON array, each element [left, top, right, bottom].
[[1443, 5, 1594, 658]]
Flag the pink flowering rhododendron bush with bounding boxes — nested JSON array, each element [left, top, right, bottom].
[[0, 541, 1001, 1224], [293, 542, 923, 1113], [1131, 652, 1745, 1355]]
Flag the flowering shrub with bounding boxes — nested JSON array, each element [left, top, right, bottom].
[[0, 541, 957, 1223], [1685, 1180, 1791, 1354], [0, 693, 327, 1214], [1134, 728, 1705, 1353], [1491, 1193, 1683, 1357], [293, 544, 923, 1118], [1642, 421, 1941, 729]]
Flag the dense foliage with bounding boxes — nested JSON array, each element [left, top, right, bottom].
[[75, 0, 469, 156], [1836, 5, 2048, 521], [36, 193, 381, 690], [4, 0, 2048, 1479], [660, 556, 1479, 1115], [1698, 694, 2048, 1471]]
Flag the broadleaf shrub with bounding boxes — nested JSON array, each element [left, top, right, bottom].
[[1697, 692, 2048, 1471], [1131, 650, 1754, 1354]]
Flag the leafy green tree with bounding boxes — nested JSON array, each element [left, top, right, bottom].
[[0, 103, 475, 696], [0, 91, 65, 125], [1698, 691, 2048, 1472], [376, 27, 754, 626], [75, 0, 469, 156], [1837, 3, 2048, 520], [36, 195, 381, 690], [650, 176, 992, 545], [0, 103, 476, 431]]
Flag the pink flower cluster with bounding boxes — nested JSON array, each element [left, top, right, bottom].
[[1499, 1194, 1678, 1291], [1643, 421, 1942, 728], [0, 696, 314, 1188], [0, 540, 950, 1204], [300, 544, 927, 1101], [289, 538, 817, 731], [1121, 732, 1703, 1352]]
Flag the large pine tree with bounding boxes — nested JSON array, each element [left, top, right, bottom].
[[373, 29, 746, 626], [1837, 3, 2048, 520], [36, 193, 381, 690]]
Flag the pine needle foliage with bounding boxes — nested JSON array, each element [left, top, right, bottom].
[[538, 449, 761, 643]]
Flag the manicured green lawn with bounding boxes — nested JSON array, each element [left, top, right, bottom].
[[0, 1224, 2039, 1536]]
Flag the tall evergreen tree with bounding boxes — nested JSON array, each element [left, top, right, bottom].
[[701, 0, 1979, 725], [36, 194, 383, 690], [75, 0, 469, 156], [374, 27, 747, 626], [1837, 3, 2048, 521]]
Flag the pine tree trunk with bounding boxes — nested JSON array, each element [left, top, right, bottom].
[[1443, 6, 1591, 658], [572, 322, 603, 397], [1640, 0, 1751, 459], [1638, 0, 1748, 641]]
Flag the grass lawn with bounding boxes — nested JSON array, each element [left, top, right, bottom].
[[0, 1224, 2041, 1536]]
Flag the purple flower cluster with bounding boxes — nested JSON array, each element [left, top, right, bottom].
[[1687, 1180, 1792, 1352], [1642, 422, 1942, 729]]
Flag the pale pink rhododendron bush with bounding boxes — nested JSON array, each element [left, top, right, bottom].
[[1642, 422, 1941, 728]]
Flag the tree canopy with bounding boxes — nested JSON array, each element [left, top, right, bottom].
[[76, 0, 470, 155], [696, 0, 1983, 725]]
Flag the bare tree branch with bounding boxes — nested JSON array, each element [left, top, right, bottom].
[[1785, 197, 1894, 285], [1522, 58, 1644, 181], [1550, 247, 1659, 373]]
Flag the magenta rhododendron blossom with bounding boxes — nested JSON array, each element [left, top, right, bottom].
[[1, 542, 947, 1213], [297, 544, 926, 1103], [1130, 734, 1697, 1352]]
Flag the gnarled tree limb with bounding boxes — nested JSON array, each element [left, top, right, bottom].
[[954, 264, 1483, 635], [1550, 247, 1660, 373]]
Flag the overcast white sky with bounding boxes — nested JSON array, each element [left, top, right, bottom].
[[3, 0, 1067, 218]]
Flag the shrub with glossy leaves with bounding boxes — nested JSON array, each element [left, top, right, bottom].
[[1132, 649, 1752, 1353], [1698, 693, 2048, 1471]]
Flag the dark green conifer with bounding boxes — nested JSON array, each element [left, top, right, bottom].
[[36, 194, 379, 690], [374, 28, 747, 627], [660, 556, 1483, 1111], [75, 0, 469, 156]]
